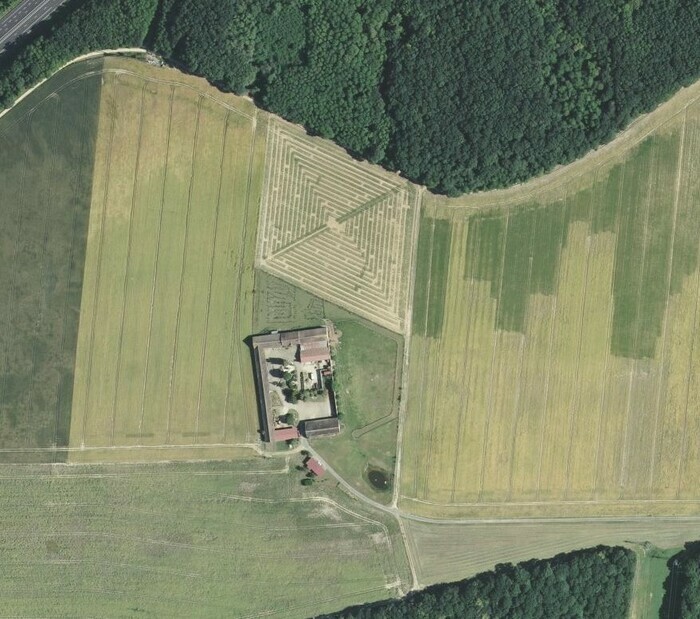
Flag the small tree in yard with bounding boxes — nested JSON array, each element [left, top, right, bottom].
[[286, 409, 299, 426], [301, 477, 314, 486]]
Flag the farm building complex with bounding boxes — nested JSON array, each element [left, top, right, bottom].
[[252, 326, 340, 443]]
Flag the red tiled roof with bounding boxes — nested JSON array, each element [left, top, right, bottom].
[[299, 350, 331, 363], [305, 457, 325, 477], [274, 427, 299, 442]]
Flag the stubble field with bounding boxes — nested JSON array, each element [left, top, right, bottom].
[[256, 118, 420, 333], [401, 87, 700, 518], [69, 58, 266, 460]]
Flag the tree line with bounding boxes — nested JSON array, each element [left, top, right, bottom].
[[0, 0, 699, 195], [318, 546, 635, 619]]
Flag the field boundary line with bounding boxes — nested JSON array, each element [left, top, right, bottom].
[[79, 85, 118, 448], [399, 494, 700, 507], [137, 85, 174, 440], [238, 107, 262, 441], [418, 219, 438, 500], [165, 94, 203, 444], [649, 108, 688, 493], [109, 79, 146, 446], [194, 109, 231, 443], [391, 186, 423, 507], [407, 215, 433, 499], [223, 107, 260, 443]]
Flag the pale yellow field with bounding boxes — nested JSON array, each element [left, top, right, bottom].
[[69, 59, 266, 459], [400, 91, 700, 518], [256, 118, 420, 333], [403, 517, 700, 587]]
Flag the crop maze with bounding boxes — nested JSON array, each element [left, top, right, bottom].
[[257, 119, 418, 333]]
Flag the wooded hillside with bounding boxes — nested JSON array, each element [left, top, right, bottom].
[[1, 0, 699, 194], [320, 546, 636, 619]]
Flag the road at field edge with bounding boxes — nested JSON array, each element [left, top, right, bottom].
[[0, 0, 65, 51]]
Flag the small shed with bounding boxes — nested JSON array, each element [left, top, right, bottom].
[[273, 426, 300, 442], [304, 457, 325, 477]]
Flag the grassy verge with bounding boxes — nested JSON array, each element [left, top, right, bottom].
[[0, 58, 102, 461], [629, 544, 680, 619], [0, 458, 410, 616]]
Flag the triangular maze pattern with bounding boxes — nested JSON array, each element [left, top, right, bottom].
[[257, 120, 417, 332]]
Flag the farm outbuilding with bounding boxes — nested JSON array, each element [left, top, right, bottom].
[[273, 427, 300, 442], [303, 417, 340, 438], [304, 457, 325, 477], [252, 326, 339, 444]]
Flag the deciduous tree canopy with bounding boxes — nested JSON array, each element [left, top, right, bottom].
[[1, 0, 699, 195], [320, 546, 636, 619]]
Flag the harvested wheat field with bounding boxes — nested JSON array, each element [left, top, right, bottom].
[[256, 117, 420, 333], [401, 83, 700, 518], [69, 58, 266, 460]]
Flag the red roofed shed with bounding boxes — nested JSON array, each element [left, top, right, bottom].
[[273, 427, 300, 442], [304, 456, 325, 477], [299, 341, 331, 363]]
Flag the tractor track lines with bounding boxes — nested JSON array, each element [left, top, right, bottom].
[[649, 109, 688, 495], [193, 110, 231, 444], [223, 109, 259, 443], [477, 215, 510, 502], [618, 145, 658, 495], [675, 216, 700, 499], [563, 220, 593, 499], [79, 89, 117, 448], [137, 85, 174, 441], [165, 95, 203, 445], [109, 81, 146, 447]]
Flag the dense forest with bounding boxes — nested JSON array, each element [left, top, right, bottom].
[[661, 542, 700, 618], [319, 546, 635, 619], [1, 0, 699, 194]]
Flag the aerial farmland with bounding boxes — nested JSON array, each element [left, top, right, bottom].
[[0, 11, 700, 613], [401, 82, 700, 519]]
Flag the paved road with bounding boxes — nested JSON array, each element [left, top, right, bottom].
[[0, 0, 65, 51]]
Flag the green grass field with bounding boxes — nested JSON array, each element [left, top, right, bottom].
[[401, 90, 700, 518], [69, 58, 266, 458], [315, 319, 402, 503], [0, 59, 102, 462], [629, 545, 679, 619], [0, 458, 410, 616], [253, 272, 402, 502]]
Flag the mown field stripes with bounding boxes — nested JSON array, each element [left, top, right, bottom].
[[69, 61, 264, 459], [257, 119, 418, 333], [401, 97, 700, 518]]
